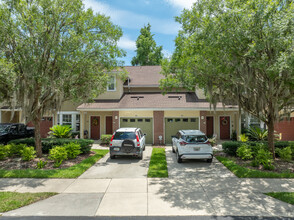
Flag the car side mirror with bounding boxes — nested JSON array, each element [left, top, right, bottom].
[[144, 133, 146, 136], [171, 135, 177, 139]]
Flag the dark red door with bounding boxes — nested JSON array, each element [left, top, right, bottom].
[[27, 117, 53, 138], [90, 116, 100, 140], [206, 116, 214, 138], [220, 116, 230, 140], [275, 117, 294, 141], [106, 116, 113, 134]]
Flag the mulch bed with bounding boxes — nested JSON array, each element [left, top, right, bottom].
[[0, 151, 95, 170], [215, 152, 294, 173]]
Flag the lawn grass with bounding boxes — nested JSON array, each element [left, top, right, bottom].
[[148, 148, 168, 178], [0, 149, 108, 178], [266, 192, 294, 205], [0, 192, 57, 212], [216, 156, 294, 178]]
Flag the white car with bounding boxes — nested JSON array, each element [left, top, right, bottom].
[[172, 130, 213, 163], [109, 127, 146, 159]]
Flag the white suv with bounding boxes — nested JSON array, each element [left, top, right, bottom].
[[109, 127, 146, 159], [172, 130, 213, 163]]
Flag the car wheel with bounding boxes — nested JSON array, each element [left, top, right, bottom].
[[138, 151, 143, 160], [207, 158, 212, 163], [172, 146, 175, 153], [176, 152, 182, 163], [110, 155, 116, 159], [143, 145, 146, 151]]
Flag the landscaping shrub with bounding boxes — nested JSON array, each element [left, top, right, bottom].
[[36, 160, 47, 169], [49, 146, 68, 168], [222, 141, 243, 156], [276, 147, 292, 161], [6, 144, 27, 157], [64, 143, 81, 159], [49, 125, 72, 138], [0, 145, 8, 160], [254, 149, 274, 170], [247, 126, 268, 141], [9, 138, 93, 154], [20, 147, 36, 161], [71, 131, 80, 139], [239, 134, 249, 142], [101, 134, 112, 145], [236, 144, 253, 160], [274, 141, 294, 149]]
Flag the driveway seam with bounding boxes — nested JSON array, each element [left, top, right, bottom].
[[94, 177, 112, 215]]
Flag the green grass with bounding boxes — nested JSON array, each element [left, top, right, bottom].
[[0, 192, 57, 212], [266, 192, 294, 205], [0, 149, 108, 178], [216, 156, 294, 178], [148, 148, 168, 178]]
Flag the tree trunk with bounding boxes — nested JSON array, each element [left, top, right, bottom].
[[33, 115, 42, 158], [267, 118, 275, 160]]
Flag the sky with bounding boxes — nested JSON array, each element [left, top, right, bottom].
[[83, 0, 195, 66]]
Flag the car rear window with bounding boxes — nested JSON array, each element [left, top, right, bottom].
[[182, 135, 207, 143], [113, 132, 136, 140]]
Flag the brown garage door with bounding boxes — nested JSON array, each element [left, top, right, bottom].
[[275, 118, 294, 141]]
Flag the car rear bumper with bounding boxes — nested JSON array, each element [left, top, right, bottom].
[[110, 146, 142, 156], [180, 153, 213, 160]]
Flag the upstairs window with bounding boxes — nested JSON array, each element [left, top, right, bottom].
[[107, 75, 116, 91]]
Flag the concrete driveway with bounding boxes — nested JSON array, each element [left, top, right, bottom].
[[2, 146, 294, 217], [79, 146, 152, 179]]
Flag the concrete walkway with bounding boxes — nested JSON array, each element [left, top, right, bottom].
[[1, 147, 294, 217]]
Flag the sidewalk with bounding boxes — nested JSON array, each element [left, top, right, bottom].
[[0, 147, 293, 217]]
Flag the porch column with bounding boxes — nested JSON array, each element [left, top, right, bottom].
[[112, 111, 119, 131], [80, 111, 85, 139], [153, 111, 164, 145], [200, 111, 207, 134]]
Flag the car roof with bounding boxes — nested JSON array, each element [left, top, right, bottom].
[[179, 130, 205, 135], [116, 127, 139, 132]]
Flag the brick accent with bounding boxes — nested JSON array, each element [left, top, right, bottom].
[[153, 111, 164, 145], [275, 117, 294, 141], [112, 111, 119, 132], [200, 111, 207, 134]]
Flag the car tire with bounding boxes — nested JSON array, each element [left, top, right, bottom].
[[207, 158, 212, 163], [110, 155, 116, 159], [172, 146, 175, 153], [176, 152, 182, 163], [138, 151, 143, 160], [143, 145, 146, 151]]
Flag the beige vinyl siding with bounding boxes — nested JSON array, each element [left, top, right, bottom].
[[120, 110, 153, 117], [164, 110, 200, 117]]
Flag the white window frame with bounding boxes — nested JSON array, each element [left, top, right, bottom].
[[107, 75, 116, 91], [58, 111, 80, 132]]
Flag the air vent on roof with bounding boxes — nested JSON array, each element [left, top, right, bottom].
[[131, 96, 144, 100], [168, 96, 182, 100]]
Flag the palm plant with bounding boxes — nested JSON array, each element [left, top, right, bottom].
[[247, 126, 268, 141], [49, 125, 72, 138]]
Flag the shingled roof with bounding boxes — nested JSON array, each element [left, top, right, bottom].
[[77, 93, 238, 110], [124, 66, 164, 87]]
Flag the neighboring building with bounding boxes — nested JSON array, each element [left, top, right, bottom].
[[0, 66, 247, 144]]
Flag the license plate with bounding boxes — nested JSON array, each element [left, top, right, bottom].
[[113, 148, 120, 151], [194, 147, 200, 151]]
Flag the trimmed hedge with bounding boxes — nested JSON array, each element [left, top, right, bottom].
[[9, 138, 94, 154], [100, 135, 112, 145], [222, 141, 294, 156]]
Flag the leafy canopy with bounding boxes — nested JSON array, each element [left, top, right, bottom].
[[160, 0, 294, 156], [131, 23, 163, 66]]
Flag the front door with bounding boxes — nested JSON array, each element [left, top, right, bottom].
[[220, 116, 230, 140], [106, 116, 113, 135], [90, 116, 100, 140], [206, 116, 214, 138]]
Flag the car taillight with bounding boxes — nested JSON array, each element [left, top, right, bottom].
[[110, 135, 114, 146], [180, 141, 187, 146], [136, 135, 140, 146]]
